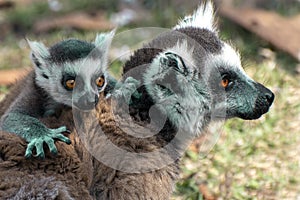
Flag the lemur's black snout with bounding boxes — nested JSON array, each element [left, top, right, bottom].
[[256, 83, 275, 106], [248, 83, 275, 119], [265, 91, 275, 105], [238, 82, 275, 120]]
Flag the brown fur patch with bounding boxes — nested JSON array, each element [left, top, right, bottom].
[[0, 96, 179, 199]]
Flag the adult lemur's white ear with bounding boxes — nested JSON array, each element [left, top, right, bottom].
[[144, 40, 196, 87], [94, 28, 116, 49], [27, 39, 50, 68], [174, 0, 217, 33], [164, 40, 196, 71]]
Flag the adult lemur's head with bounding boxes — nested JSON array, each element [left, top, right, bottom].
[[27, 30, 115, 110], [143, 1, 274, 134]]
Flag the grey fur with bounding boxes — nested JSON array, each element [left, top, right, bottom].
[[124, 3, 274, 136], [0, 31, 115, 158]]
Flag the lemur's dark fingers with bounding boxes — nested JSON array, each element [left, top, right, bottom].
[[52, 126, 67, 133], [35, 140, 45, 159], [64, 129, 71, 134], [132, 91, 142, 99], [25, 141, 35, 158], [54, 134, 71, 145], [45, 137, 58, 155]]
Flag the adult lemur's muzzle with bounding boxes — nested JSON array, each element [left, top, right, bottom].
[[255, 82, 274, 105], [251, 82, 274, 119]]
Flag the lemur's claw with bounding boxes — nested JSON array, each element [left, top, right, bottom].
[[36, 152, 45, 159], [35, 139, 45, 159], [25, 140, 35, 159], [53, 126, 67, 133], [113, 77, 141, 103], [132, 91, 142, 100], [50, 126, 71, 144], [24, 125, 70, 158], [45, 137, 58, 155], [64, 129, 71, 134], [25, 151, 32, 159], [61, 136, 71, 144]]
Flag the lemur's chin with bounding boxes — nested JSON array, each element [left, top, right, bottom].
[[240, 114, 261, 120], [239, 108, 270, 120]]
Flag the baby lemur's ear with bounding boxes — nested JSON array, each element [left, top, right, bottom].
[[27, 39, 50, 69], [94, 28, 116, 51], [91, 29, 116, 69]]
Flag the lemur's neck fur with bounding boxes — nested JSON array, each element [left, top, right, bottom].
[[123, 27, 221, 140]]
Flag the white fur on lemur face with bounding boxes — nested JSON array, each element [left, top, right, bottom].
[[27, 31, 115, 108], [144, 1, 274, 134], [144, 42, 212, 134]]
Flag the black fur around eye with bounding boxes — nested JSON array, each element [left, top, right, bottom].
[[62, 75, 76, 91], [221, 73, 231, 81]]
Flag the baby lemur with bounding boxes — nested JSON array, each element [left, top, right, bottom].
[[0, 30, 139, 159]]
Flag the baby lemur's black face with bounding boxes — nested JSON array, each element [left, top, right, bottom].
[[28, 31, 114, 110]]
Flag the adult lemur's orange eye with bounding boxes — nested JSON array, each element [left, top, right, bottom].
[[65, 79, 75, 90], [96, 76, 105, 87], [221, 78, 229, 88]]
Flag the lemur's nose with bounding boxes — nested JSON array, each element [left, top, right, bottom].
[[255, 82, 275, 106], [75, 93, 99, 110], [265, 92, 275, 105]]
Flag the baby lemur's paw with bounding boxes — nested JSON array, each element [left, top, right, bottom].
[[113, 77, 141, 103], [25, 126, 71, 159]]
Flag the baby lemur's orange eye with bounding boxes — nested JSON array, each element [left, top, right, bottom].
[[221, 78, 229, 88], [65, 79, 75, 90], [96, 76, 105, 88]]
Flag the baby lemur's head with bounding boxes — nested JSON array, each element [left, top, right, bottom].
[[143, 1, 274, 134], [27, 30, 115, 110]]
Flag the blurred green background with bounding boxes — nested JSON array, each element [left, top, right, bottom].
[[0, 0, 299, 199]]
